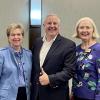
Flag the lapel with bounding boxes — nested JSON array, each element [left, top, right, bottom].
[[8, 47, 19, 67], [36, 38, 43, 68], [8, 46, 23, 69], [42, 34, 61, 66], [37, 39, 43, 56]]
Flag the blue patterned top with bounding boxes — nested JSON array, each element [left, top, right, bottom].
[[72, 43, 100, 100]]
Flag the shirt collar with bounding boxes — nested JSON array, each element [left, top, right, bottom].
[[9, 45, 23, 56], [42, 35, 57, 43]]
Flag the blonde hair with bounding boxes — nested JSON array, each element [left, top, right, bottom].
[[6, 23, 24, 37], [73, 17, 100, 39]]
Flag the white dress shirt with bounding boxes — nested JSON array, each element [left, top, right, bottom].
[[39, 36, 57, 68]]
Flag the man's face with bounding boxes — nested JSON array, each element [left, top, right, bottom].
[[43, 15, 60, 37]]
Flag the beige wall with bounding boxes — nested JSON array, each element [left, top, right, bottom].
[[42, 0, 100, 44], [0, 0, 29, 48], [1, 0, 100, 47]]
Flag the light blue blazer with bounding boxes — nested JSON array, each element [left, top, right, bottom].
[[0, 46, 32, 100]]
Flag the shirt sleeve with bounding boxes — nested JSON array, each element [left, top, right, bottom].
[[95, 49, 100, 100], [0, 52, 4, 77]]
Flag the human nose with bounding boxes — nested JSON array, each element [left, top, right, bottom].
[[13, 34, 20, 38], [50, 23, 55, 27], [14, 34, 18, 38], [82, 28, 87, 32]]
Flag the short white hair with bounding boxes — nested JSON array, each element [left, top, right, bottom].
[[43, 14, 61, 25]]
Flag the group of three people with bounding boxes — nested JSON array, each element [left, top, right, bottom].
[[0, 14, 100, 100]]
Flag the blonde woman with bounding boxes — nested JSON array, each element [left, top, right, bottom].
[[0, 23, 32, 100], [72, 17, 100, 100]]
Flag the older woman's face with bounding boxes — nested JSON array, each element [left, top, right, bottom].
[[77, 19, 94, 41], [8, 28, 23, 49]]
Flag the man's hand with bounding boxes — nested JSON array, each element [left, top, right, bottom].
[[39, 68, 50, 85]]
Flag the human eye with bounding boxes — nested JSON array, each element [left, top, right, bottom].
[[53, 22, 57, 25], [79, 26, 84, 29], [86, 26, 91, 29], [47, 22, 51, 25], [17, 33, 21, 36], [10, 34, 15, 37]]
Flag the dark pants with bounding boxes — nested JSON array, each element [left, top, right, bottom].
[[17, 87, 27, 100], [74, 96, 94, 100]]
